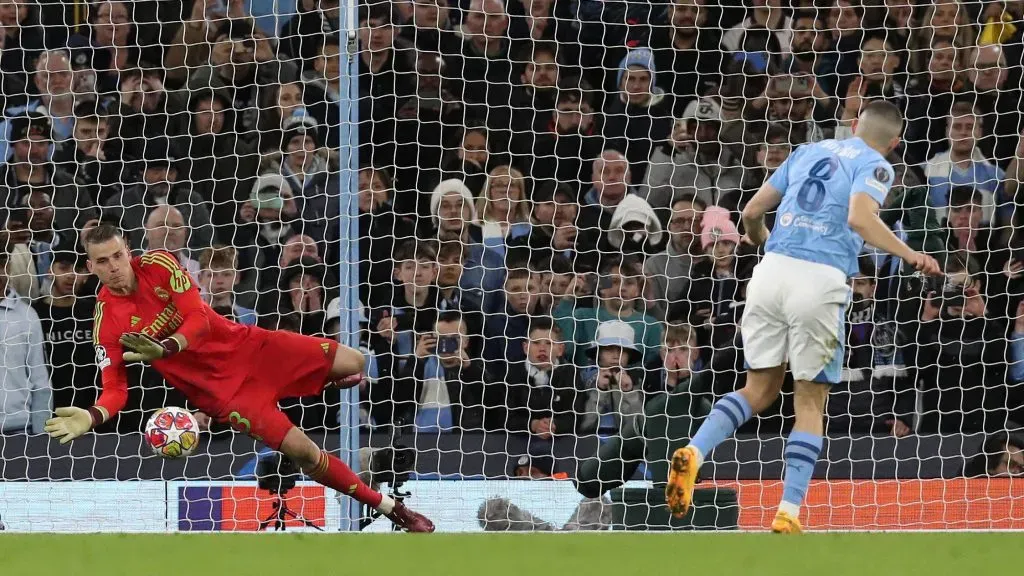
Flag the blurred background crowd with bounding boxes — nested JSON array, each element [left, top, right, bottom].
[[1, 0, 1023, 477]]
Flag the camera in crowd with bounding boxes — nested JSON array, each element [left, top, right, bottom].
[[921, 273, 965, 310]]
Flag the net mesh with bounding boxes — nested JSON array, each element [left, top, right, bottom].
[[0, 0, 1023, 532]]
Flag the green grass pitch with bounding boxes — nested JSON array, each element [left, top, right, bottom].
[[1, 533, 1016, 575]]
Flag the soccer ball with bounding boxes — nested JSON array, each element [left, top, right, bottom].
[[145, 407, 200, 458]]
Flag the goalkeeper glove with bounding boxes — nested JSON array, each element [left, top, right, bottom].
[[120, 332, 180, 362], [44, 407, 94, 445]]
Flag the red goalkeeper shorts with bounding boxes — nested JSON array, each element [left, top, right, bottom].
[[218, 329, 339, 450]]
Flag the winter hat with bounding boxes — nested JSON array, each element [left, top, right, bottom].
[[282, 108, 322, 150], [250, 173, 289, 211], [616, 48, 656, 90], [700, 206, 741, 250], [608, 194, 664, 248], [430, 178, 479, 225]]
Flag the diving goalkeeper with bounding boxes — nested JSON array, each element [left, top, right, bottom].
[[44, 224, 434, 533]]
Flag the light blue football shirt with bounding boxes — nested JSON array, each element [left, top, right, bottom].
[[765, 137, 895, 277]]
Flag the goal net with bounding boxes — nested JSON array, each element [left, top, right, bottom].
[[1, 0, 1023, 532]]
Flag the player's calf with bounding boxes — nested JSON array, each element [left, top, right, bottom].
[[278, 426, 435, 532], [775, 380, 828, 527]]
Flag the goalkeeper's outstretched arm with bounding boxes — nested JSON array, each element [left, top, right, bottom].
[[45, 301, 129, 443]]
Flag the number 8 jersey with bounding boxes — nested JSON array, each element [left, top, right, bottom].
[[765, 137, 895, 277]]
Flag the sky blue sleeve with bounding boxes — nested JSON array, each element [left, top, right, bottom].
[[851, 159, 894, 206], [766, 146, 795, 195]]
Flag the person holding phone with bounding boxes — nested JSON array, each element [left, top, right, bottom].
[[580, 320, 648, 437], [399, 311, 501, 431]]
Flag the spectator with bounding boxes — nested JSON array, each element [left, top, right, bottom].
[[785, 9, 836, 86], [101, 139, 214, 252], [506, 317, 584, 436], [175, 89, 259, 233], [924, 101, 1007, 225], [641, 97, 743, 211], [277, 256, 331, 336], [903, 38, 969, 165], [238, 173, 305, 307], [579, 320, 649, 436], [578, 150, 635, 253], [475, 164, 531, 247], [758, 74, 831, 144], [557, 254, 662, 366], [964, 44, 1024, 169], [644, 194, 707, 321], [498, 41, 561, 155], [393, 310, 500, 431], [944, 186, 1008, 278], [483, 267, 543, 370], [649, 323, 704, 395], [914, 256, 1009, 433], [649, 0, 723, 117], [1, 111, 97, 239], [279, 0, 342, 63], [724, 123, 793, 218], [721, 0, 792, 56], [837, 32, 905, 128], [2, 205, 37, 298], [197, 245, 257, 326], [356, 2, 415, 168], [828, 256, 914, 436], [53, 101, 124, 206], [32, 250, 98, 410], [184, 17, 299, 137], [358, 166, 412, 308], [255, 80, 306, 153], [509, 180, 582, 266], [303, 34, 343, 150], [963, 432, 1024, 477], [400, 0, 455, 52], [602, 48, 673, 184], [428, 179, 494, 295], [435, 240, 484, 328], [373, 240, 440, 359], [0, 238, 50, 435], [444, 0, 514, 109], [144, 204, 200, 279], [110, 65, 176, 164], [16, 188, 69, 296], [278, 112, 338, 244], [2, 50, 76, 162], [671, 206, 752, 344], [606, 194, 664, 259], [526, 86, 603, 199], [0, 0, 44, 97]]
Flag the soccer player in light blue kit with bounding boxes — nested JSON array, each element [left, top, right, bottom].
[[665, 101, 942, 533]]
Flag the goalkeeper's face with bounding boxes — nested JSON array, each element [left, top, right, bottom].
[[86, 236, 134, 294]]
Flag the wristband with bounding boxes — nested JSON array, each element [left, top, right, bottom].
[[160, 336, 182, 357], [88, 406, 106, 428]]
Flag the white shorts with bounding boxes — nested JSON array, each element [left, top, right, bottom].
[[740, 252, 851, 384]]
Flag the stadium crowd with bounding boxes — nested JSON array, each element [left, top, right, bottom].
[[1, 0, 1024, 476]]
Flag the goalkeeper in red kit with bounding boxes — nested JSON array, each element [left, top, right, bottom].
[[44, 224, 434, 532]]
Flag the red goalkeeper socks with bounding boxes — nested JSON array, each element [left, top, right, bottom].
[[308, 450, 386, 510]]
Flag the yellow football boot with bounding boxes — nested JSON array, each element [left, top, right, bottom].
[[770, 511, 803, 534], [665, 445, 700, 518]]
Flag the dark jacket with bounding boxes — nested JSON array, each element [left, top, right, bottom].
[[505, 362, 585, 434]]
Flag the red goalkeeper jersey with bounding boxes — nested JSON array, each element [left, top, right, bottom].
[[92, 250, 266, 419]]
